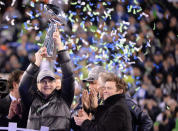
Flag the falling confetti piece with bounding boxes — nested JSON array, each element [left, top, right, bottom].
[[71, 2, 77, 5], [134, 0, 139, 5], [5, 16, 10, 21], [132, 105, 135, 109], [11, 19, 15, 25], [137, 56, 143, 62], [137, 8, 142, 13], [142, 12, 149, 17], [0, 1, 5, 5], [26, 11, 34, 19], [135, 87, 140, 92], [153, 23, 156, 30], [166, 106, 170, 110], [11, 0, 16, 6], [128, 5, 133, 13], [37, 43, 43, 47], [30, 1, 35, 7]]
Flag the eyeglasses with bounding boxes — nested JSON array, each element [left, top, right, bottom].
[[40, 79, 55, 85]]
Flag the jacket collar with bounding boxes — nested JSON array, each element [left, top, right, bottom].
[[36, 90, 57, 101], [104, 94, 125, 106]]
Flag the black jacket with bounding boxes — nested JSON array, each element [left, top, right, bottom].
[[19, 50, 75, 131], [81, 94, 132, 131], [125, 95, 153, 131], [71, 94, 153, 131]]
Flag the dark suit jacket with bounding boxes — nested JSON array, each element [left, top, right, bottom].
[[0, 94, 26, 128], [0, 94, 12, 127], [81, 94, 132, 131]]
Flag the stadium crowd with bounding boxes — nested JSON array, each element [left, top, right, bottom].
[[0, 0, 178, 131]]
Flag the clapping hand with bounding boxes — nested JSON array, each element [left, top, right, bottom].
[[89, 88, 98, 109], [82, 89, 90, 110], [74, 109, 92, 126], [7, 99, 22, 119]]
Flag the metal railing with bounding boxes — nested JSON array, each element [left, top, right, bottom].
[[0, 123, 49, 131]]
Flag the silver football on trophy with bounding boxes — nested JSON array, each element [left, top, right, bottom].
[[43, 4, 67, 57]]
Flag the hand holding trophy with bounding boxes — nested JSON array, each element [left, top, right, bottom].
[[43, 2, 67, 58], [53, 27, 64, 51]]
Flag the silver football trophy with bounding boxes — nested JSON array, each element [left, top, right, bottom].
[[43, 4, 67, 57]]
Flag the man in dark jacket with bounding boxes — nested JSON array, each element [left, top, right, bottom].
[[81, 66, 153, 131], [0, 70, 24, 127], [19, 28, 74, 131], [74, 72, 132, 131]]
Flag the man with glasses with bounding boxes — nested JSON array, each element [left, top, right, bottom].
[[19, 28, 74, 131]]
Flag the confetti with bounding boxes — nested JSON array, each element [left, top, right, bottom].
[[11, 19, 15, 26], [26, 11, 34, 19], [11, 0, 16, 6], [135, 87, 140, 92], [37, 43, 43, 47], [0, 1, 5, 5], [5, 15, 10, 21], [71, 2, 77, 5], [132, 105, 135, 109], [142, 12, 149, 17], [166, 106, 170, 110], [153, 22, 156, 30], [134, 0, 139, 5], [128, 5, 133, 13], [137, 56, 143, 62], [30, 1, 35, 7]]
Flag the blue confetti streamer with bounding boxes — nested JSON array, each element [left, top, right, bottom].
[[76, 5, 82, 8], [90, 17, 95, 22], [107, 2, 111, 5], [89, 2, 94, 6]]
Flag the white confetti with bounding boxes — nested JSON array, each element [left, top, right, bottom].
[[11, 0, 16, 6], [119, 38, 126, 45], [11, 19, 15, 25], [0, 1, 5, 5], [107, 8, 114, 14], [81, 2, 85, 5], [134, 45, 142, 52], [34, 26, 39, 30], [141, 12, 149, 17], [26, 12, 33, 19], [27, 26, 33, 31], [138, 57, 143, 62], [5, 15, 10, 21], [100, 32, 107, 39], [111, 30, 117, 36], [27, 20, 32, 25], [123, 21, 130, 25], [81, 38, 89, 46], [128, 61, 135, 65], [122, 31, 128, 37]]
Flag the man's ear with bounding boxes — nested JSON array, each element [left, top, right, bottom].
[[117, 89, 123, 94], [12, 82, 18, 89]]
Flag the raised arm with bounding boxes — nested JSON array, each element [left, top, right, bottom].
[[19, 47, 47, 108], [53, 28, 75, 107]]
